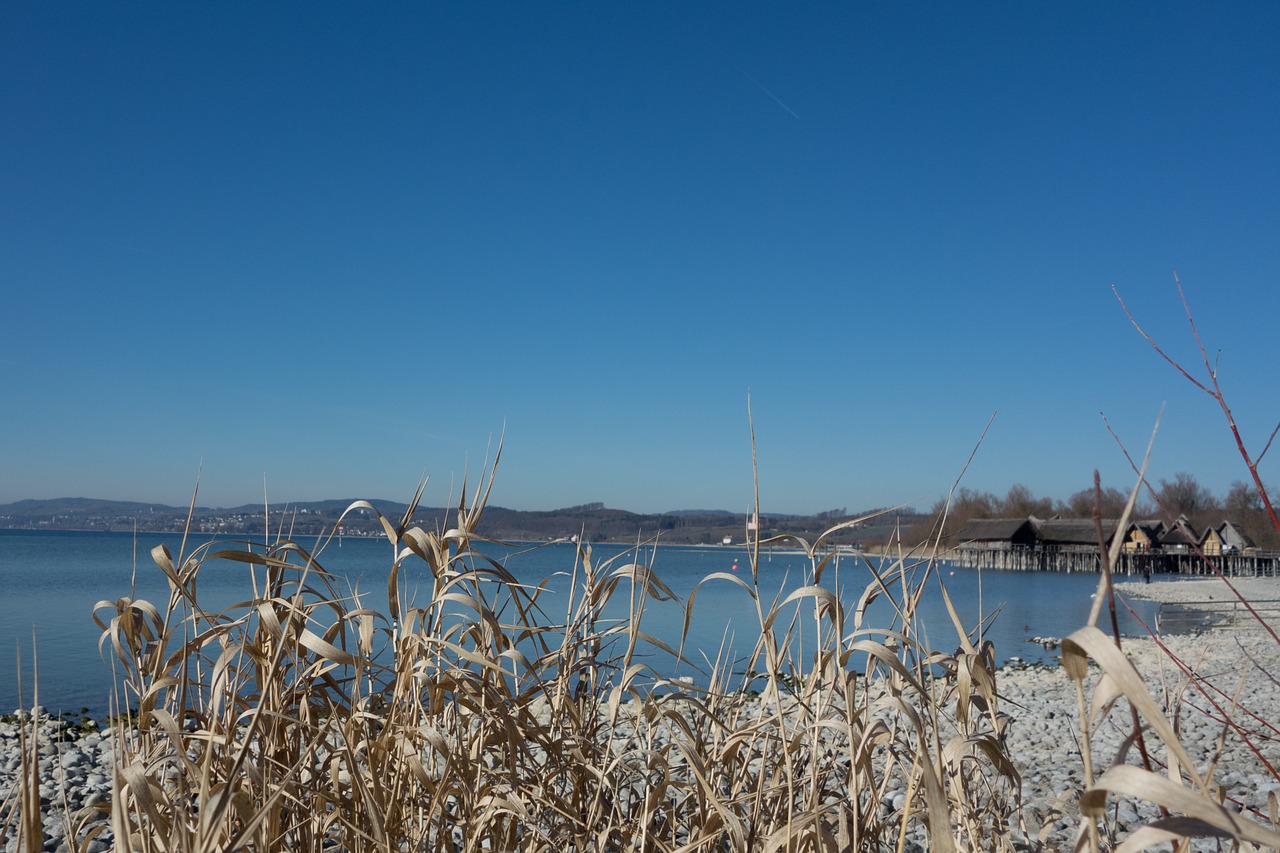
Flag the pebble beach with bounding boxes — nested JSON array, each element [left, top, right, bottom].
[[1003, 576, 1280, 846], [4, 576, 1279, 851]]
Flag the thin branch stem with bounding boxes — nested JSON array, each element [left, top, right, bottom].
[[1113, 284, 1212, 396], [1115, 280, 1280, 542], [1258, 419, 1280, 466]]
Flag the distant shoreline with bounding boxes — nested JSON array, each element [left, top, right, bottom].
[[0, 528, 880, 555], [0, 498, 921, 547]]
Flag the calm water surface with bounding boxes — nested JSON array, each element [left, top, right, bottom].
[[0, 530, 1167, 716]]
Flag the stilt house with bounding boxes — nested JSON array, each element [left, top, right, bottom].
[[951, 513, 1275, 575]]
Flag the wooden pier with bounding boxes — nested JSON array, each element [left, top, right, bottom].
[[1155, 598, 1280, 632], [951, 544, 1280, 576]]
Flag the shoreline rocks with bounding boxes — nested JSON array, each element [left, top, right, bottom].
[[1001, 627, 1280, 842], [1002, 575, 1280, 845], [0, 712, 114, 853]]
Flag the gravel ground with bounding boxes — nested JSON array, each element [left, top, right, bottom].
[[1002, 576, 1280, 848], [0, 713, 114, 853], [1117, 575, 1280, 605], [4, 576, 1279, 852]]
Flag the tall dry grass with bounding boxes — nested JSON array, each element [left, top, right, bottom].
[[5, 473, 1277, 850], [1, 464, 1029, 853]]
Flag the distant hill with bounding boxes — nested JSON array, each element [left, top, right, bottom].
[[664, 509, 736, 517], [0, 497, 919, 547], [1, 497, 197, 515]]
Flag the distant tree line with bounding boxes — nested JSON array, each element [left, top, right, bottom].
[[910, 473, 1279, 550]]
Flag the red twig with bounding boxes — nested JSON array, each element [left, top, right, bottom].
[[1103, 411, 1280, 647], [1116, 594, 1280, 784], [1258, 420, 1280, 466], [1113, 278, 1280, 549]]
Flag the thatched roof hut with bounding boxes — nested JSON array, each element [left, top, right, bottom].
[[1033, 517, 1119, 547], [953, 517, 1037, 546]]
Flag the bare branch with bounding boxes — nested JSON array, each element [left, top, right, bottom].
[[1121, 279, 1280, 537], [1101, 409, 1163, 511], [1258, 420, 1280, 465], [1112, 285, 1212, 396], [1176, 271, 1219, 388]]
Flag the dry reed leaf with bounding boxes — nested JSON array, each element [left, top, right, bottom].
[[942, 733, 1020, 782], [761, 811, 839, 852], [1084, 765, 1280, 848], [770, 585, 841, 628], [937, 580, 979, 658], [118, 763, 174, 841], [848, 639, 926, 694], [400, 526, 449, 576], [954, 651, 997, 726], [1111, 816, 1233, 852], [851, 579, 883, 633], [916, 748, 958, 853], [1062, 626, 1208, 791], [610, 561, 679, 602], [293, 626, 360, 667]]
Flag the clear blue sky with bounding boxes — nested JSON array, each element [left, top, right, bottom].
[[3, 3, 1279, 514]]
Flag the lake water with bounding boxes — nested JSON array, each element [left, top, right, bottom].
[[0, 530, 1168, 717]]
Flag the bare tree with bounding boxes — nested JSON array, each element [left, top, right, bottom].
[[1225, 479, 1262, 515], [1063, 485, 1134, 518], [1157, 471, 1218, 518], [1224, 479, 1280, 549], [915, 487, 1000, 543], [1001, 483, 1054, 518]]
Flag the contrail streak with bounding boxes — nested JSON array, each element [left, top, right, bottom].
[[720, 50, 800, 119]]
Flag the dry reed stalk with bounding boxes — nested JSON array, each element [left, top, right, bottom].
[[51, 459, 1028, 852]]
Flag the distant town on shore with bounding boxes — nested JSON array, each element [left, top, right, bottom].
[[0, 497, 918, 548]]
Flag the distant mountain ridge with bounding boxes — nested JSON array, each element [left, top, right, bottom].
[[0, 497, 917, 547], [0, 496, 724, 518]]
